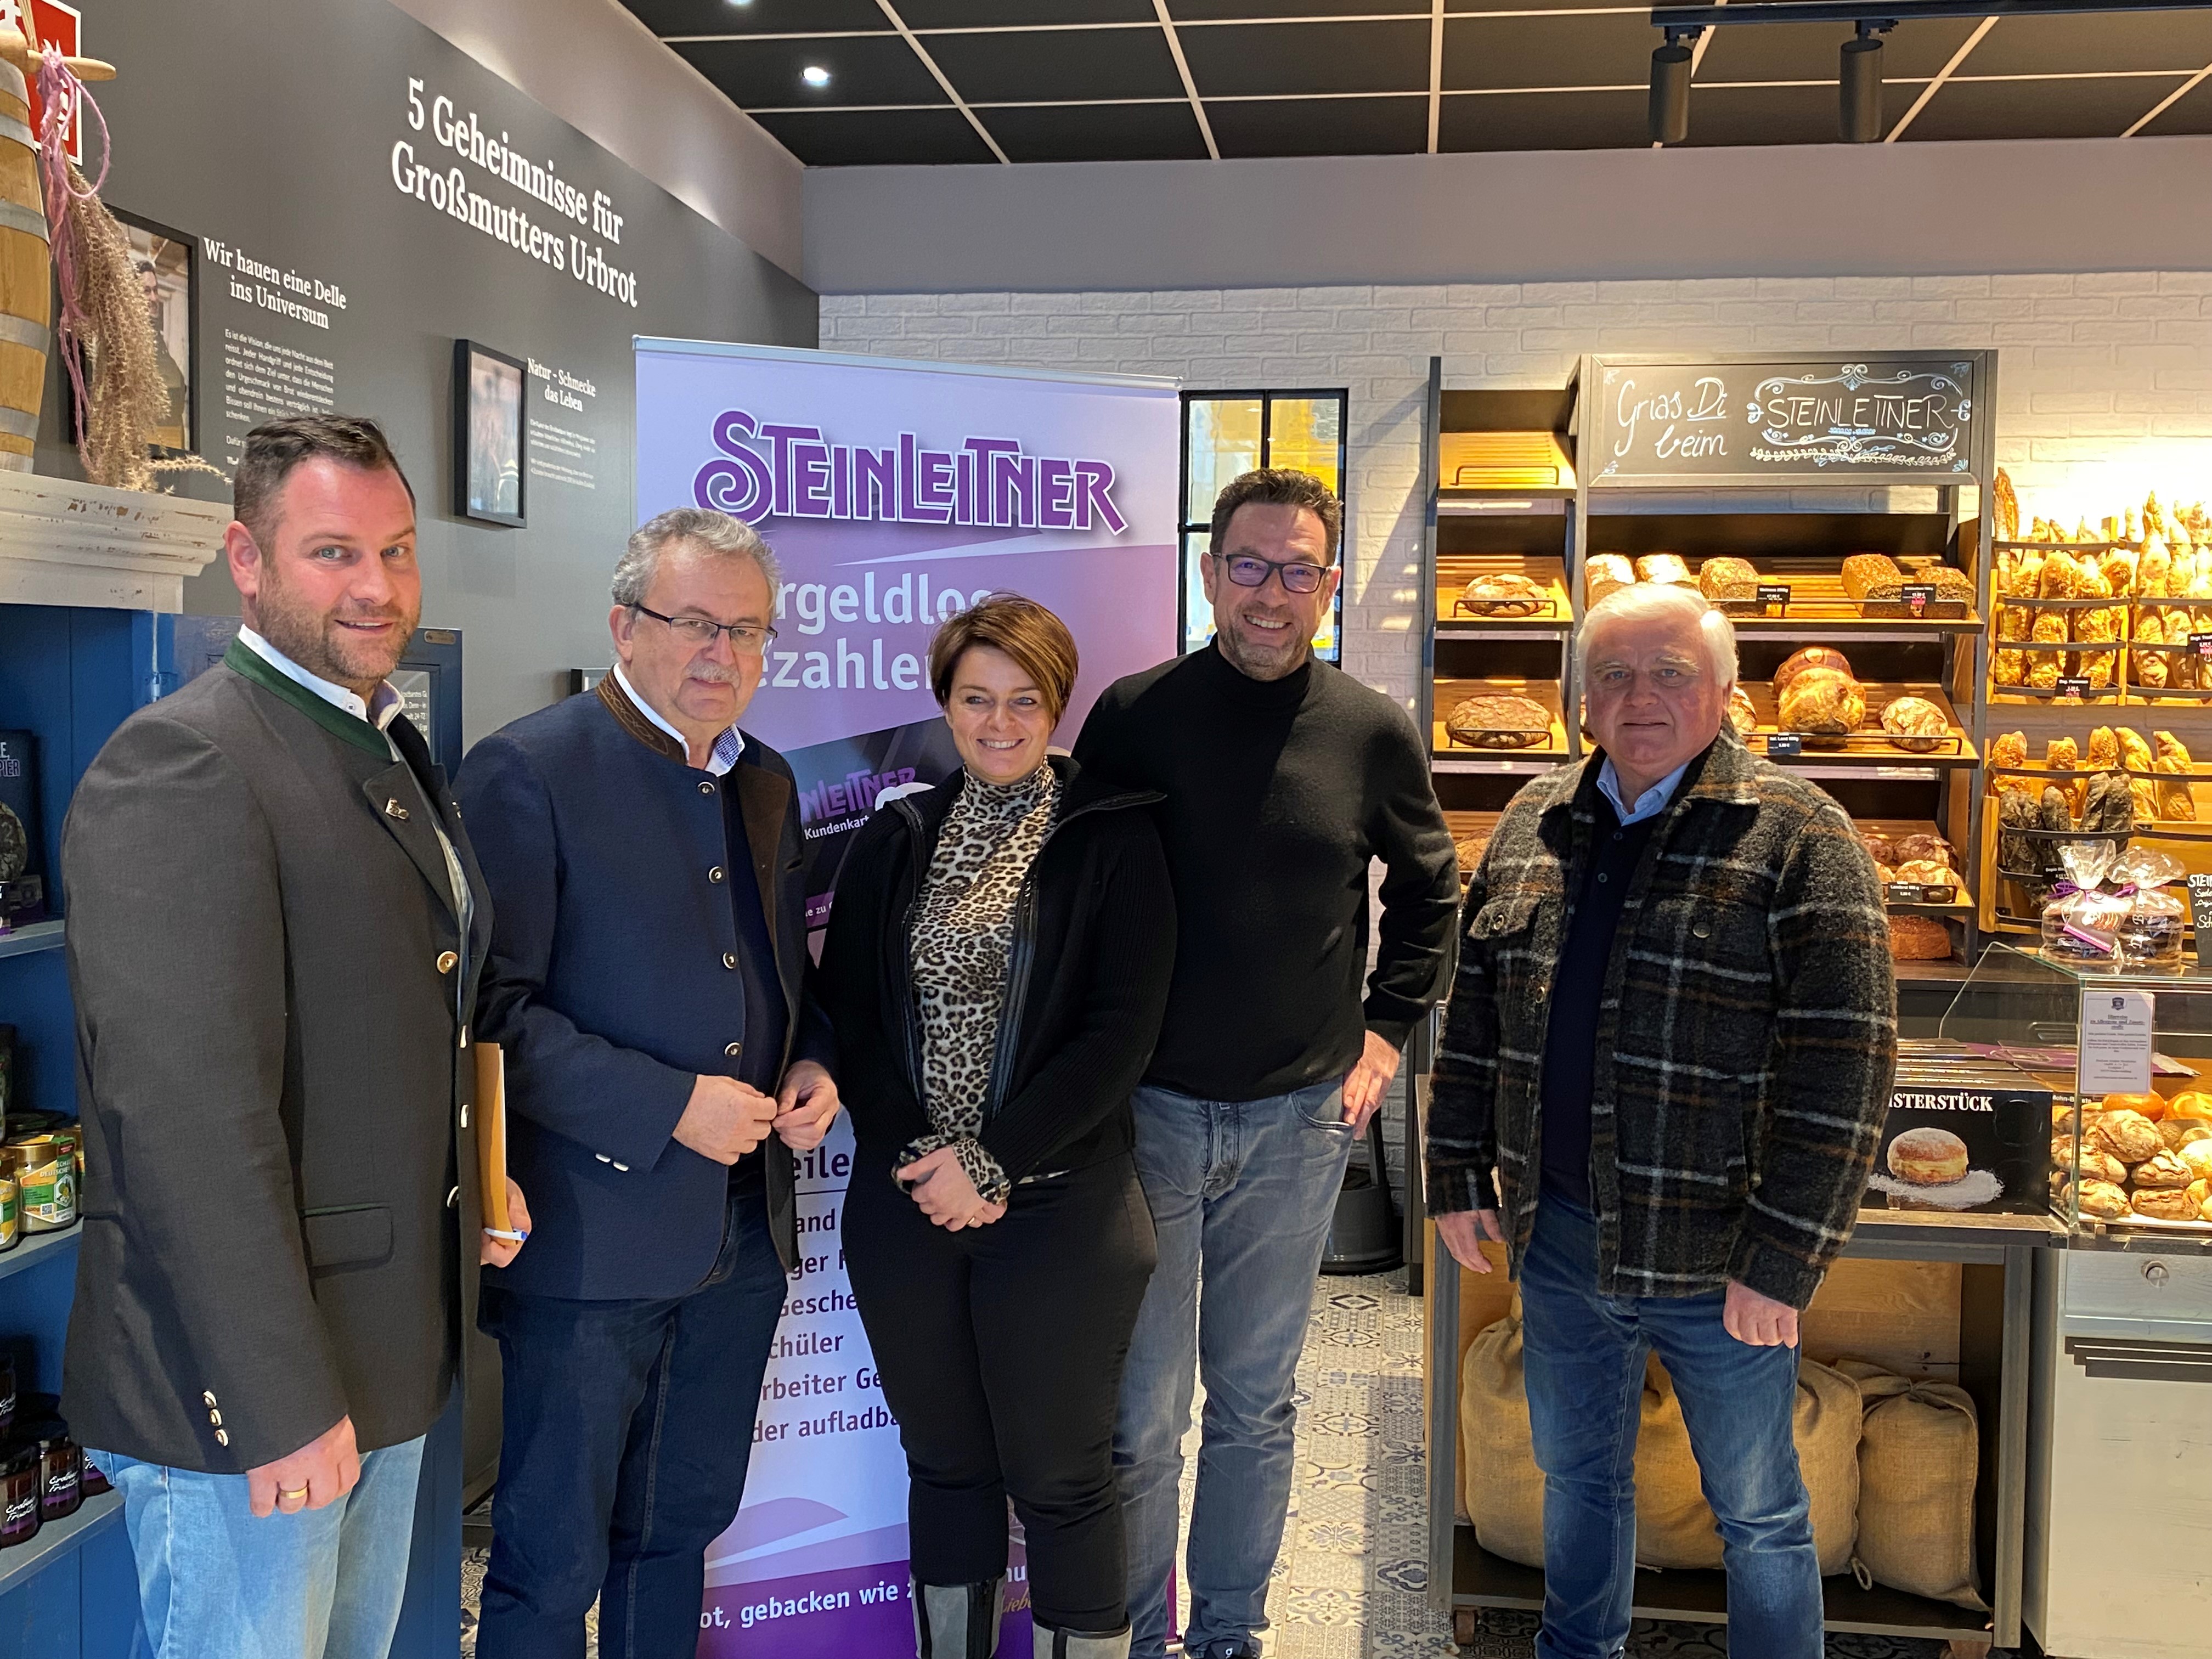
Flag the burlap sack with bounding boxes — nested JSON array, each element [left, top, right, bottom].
[[1458, 1316, 1547, 1568], [1460, 1320, 1860, 1576], [1836, 1359, 1988, 1610], [1634, 1353, 1862, 1575]]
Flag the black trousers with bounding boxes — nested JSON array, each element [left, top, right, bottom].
[[844, 1153, 1157, 1631]]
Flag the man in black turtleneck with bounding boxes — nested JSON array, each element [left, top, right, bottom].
[[1075, 469, 1458, 1659]]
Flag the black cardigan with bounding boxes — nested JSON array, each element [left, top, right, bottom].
[[819, 755, 1176, 1184]]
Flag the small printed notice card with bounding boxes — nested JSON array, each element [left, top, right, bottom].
[[2078, 989, 2155, 1096]]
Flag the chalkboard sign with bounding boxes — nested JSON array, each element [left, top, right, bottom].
[[1585, 355, 1980, 485], [2189, 872, 2212, 962]]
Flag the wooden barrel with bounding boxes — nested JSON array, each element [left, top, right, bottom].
[[0, 59, 49, 472]]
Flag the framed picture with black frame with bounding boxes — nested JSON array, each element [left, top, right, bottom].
[[453, 338, 527, 527], [109, 206, 199, 458]]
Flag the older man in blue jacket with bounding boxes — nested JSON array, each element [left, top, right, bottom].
[[460, 506, 840, 1659]]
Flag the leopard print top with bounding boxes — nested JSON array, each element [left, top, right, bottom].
[[904, 764, 1059, 1204]]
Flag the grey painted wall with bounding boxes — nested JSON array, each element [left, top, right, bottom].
[[43, 0, 817, 743], [390, 0, 804, 282], [805, 136, 2212, 296]]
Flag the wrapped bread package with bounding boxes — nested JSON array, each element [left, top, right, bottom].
[[1777, 668, 1865, 736]]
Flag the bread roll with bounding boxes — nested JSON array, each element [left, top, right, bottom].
[[2130, 1186, 2199, 1221], [1773, 646, 1854, 695], [2046, 737, 2080, 771], [1777, 668, 1865, 735], [1989, 730, 2028, 770], [2171, 1133, 2212, 1176], [1861, 831, 1898, 865], [1635, 554, 1693, 586], [2087, 727, 2120, 769], [1585, 554, 1634, 608], [1894, 832, 1954, 868], [2131, 1149, 2194, 1190], [1698, 557, 1760, 602], [2072, 1147, 2131, 1187], [2091, 1109, 2163, 1163], [1887, 915, 1952, 961], [2071, 1178, 2133, 1220]]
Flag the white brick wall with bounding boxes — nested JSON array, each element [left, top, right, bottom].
[[824, 273, 2212, 712]]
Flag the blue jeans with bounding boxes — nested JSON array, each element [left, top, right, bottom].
[[476, 1172, 787, 1659], [91, 1432, 426, 1659], [1518, 1197, 1822, 1659], [1114, 1076, 1356, 1659]]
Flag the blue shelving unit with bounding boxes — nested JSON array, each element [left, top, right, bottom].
[[0, 603, 165, 1657]]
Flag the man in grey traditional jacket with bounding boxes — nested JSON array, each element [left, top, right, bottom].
[[61, 415, 525, 1659]]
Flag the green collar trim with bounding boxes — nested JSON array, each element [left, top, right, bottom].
[[223, 636, 392, 761]]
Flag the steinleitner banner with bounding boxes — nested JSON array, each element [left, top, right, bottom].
[[634, 337, 1179, 1655]]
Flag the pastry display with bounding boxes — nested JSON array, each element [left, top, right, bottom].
[[1989, 730, 2027, 770], [1726, 684, 1758, 739], [1445, 695, 1552, 749], [1776, 667, 1865, 736], [1458, 572, 1549, 616], [1633, 553, 1693, 586], [1886, 915, 1952, 961], [1772, 646, 1853, 695], [1880, 695, 1948, 753], [1697, 557, 1760, 602], [1584, 554, 1635, 608], [1887, 1127, 1970, 1186]]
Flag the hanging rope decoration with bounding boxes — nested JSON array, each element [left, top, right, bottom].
[[35, 44, 219, 490]]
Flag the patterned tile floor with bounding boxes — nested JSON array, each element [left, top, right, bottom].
[[462, 1267, 1990, 1657]]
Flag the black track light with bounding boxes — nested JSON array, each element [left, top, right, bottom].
[[1839, 20, 1891, 143], [1649, 27, 1699, 145]]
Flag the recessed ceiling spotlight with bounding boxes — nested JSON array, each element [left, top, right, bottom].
[[727, 1, 753, 7], [802, 65, 831, 88]]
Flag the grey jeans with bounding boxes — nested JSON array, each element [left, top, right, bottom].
[[1113, 1076, 1356, 1658]]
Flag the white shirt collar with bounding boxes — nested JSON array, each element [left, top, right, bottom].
[[236, 626, 402, 731], [612, 663, 746, 777], [1596, 756, 1692, 827]]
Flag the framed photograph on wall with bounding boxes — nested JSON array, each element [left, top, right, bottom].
[[453, 338, 527, 527], [111, 207, 197, 456]]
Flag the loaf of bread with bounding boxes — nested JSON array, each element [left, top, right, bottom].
[[1635, 554, 1693, 586], [1861, 830, 1898, 866], [1446, 695, 1552, 749], [1585, 554, 1634, 608], [1726, 684, 1758, 738], [2130, 1186, 2200, 1221], [2046, 736, 2080, 771], [1894, 832, 1954, 868], [2039, 785, 2073, 832], [2040, 552, 2086, 598], [2131, 1149, 2195, 1190], [1887, 915, 1953, 961], [1880, 696, 1949, 753], [2087, 727, 2120, 769], [2070, 1178, 2133, 1220], [1697, 557, 1760, 602], [2091, 1109, 2163, 1163], [2102, 548, 2138, 597], [1459, 572, 1548, 616], [2155, 731, 2196, 820], [1989, 730, 2028, 770], [1773, 645, 1853, 695], [1776, 668, 1865, 735], [1842, 553, 1905, 604], [1454, 835, 1490, 874], [1992, 648, 2025, 687], [1893, 860, 1957, 889], [1996, 787, 2039, 872], [2081, 771, 2134, 833]]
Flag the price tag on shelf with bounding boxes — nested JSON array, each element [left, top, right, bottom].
[[2054, 676, 2091, 699], [1756, 583, 1792, 610], [1900, 583, 1936, 616], [1886, 881, 1937, 905], [2189, 872, 2212, 961], [1767, 733, 1803, 757], [2078, 989, 2155, 1097], [2192, 631, 2212, 660]]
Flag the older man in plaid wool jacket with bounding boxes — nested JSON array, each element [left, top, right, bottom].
[[1428, 582, 1895, 1659]]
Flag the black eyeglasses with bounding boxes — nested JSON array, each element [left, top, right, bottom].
[[1213, 551, 1329, 595], [630, 603, 778, 654]]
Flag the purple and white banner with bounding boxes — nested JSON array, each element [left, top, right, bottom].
[[634, 338, 1180, 1656]]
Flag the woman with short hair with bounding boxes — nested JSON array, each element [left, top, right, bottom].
[[822, 592, 1175, 1659]]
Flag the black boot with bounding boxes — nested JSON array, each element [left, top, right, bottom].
[[912, 1576, 1005, 1659], [1032, 1621, 1133, 1658]]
